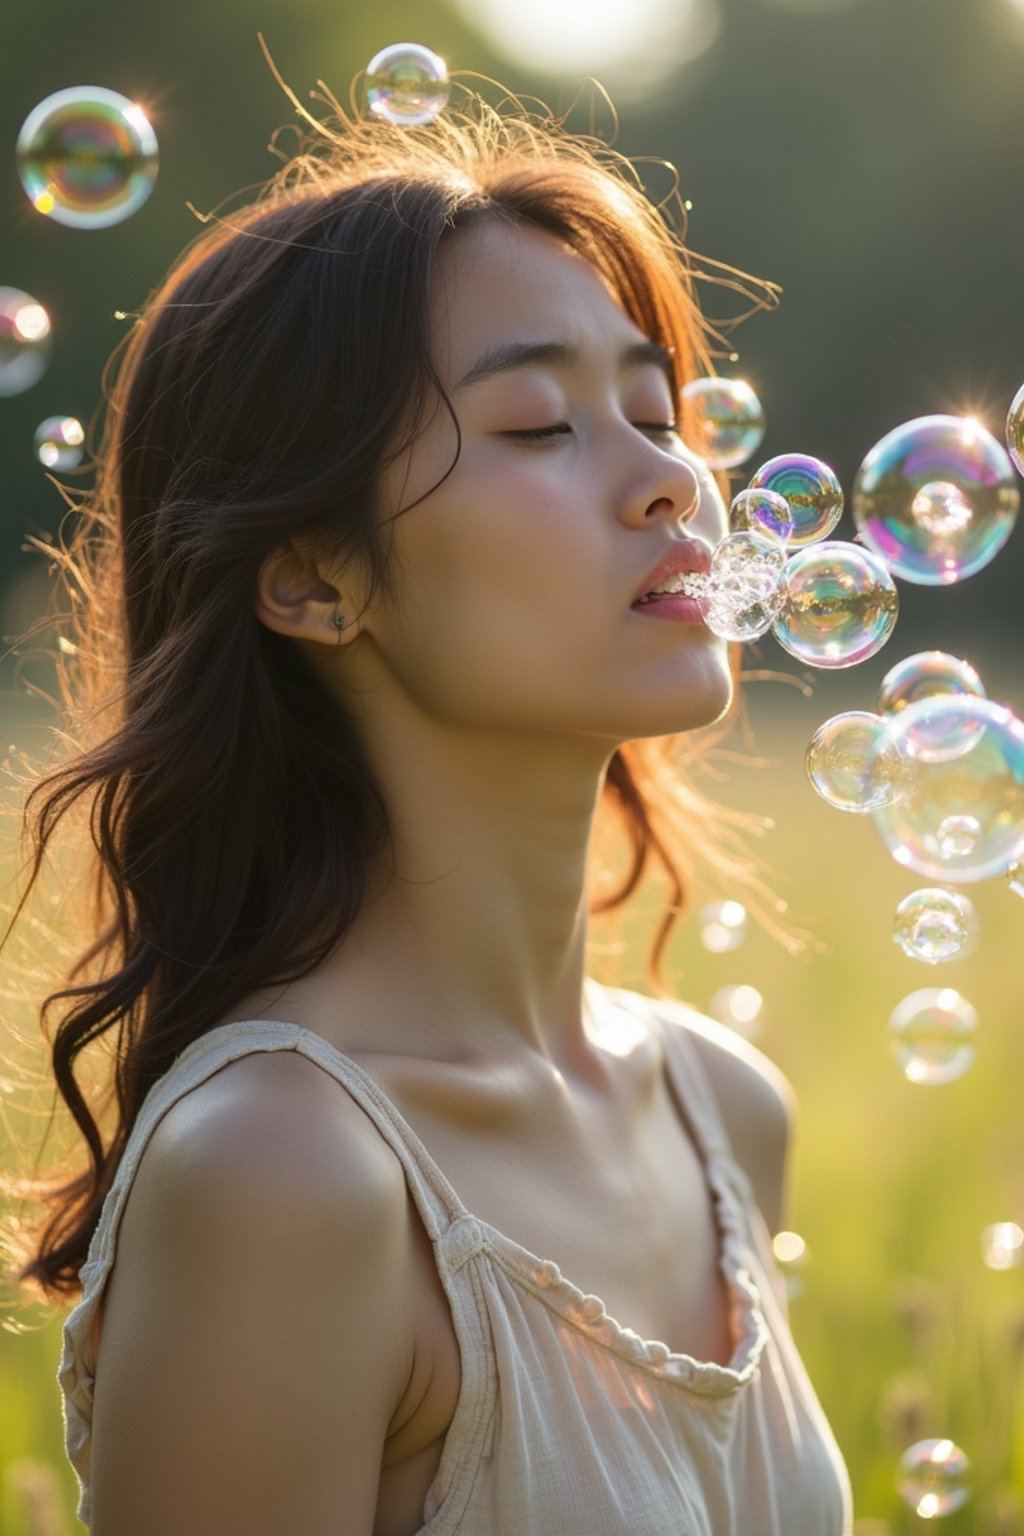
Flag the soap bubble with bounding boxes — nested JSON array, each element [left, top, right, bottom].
[[771, 1230, 810, 1300], [708, 984, 764, 1039], [699, 900, 747, 952], [748, 453, 843, 545], [772, 542, 899, 668], [851, 414, 1018, 585], [0, 287, 52, 397], [888, 988, 977, 1085], [805, 711, 907, 812], [682, 377, 765, 470], [871, 696, 1024, 882], [981, 1222, 1024, 1270], [1006, 382, 1024, 478], [893, 888, 975, 963], [728, 487, 794, 544], [698, 531, 786, 641], [365, 44, 450, 126], [897, 1437, 970, 1518], [16, 87, 158, 230], [1009, 864, 1024, 898], [34, 415, 84, 470], [878, 650, 986, 718]]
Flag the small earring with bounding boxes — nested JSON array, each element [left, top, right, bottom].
[[332, 608, 347, 643]]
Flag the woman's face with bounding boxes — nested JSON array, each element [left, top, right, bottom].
[[360, 216, 733, 745]]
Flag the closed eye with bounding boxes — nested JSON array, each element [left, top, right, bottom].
[[505, 422, 680, 441]]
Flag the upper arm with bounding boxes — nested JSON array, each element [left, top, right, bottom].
[[656, 998, 797, 1235], [90, 1051, 415, 1536]]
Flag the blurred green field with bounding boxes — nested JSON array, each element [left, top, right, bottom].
[[1, 672, 1022, 1534]]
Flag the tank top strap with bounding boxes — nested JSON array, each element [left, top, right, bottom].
[[591, 983, 756, 1205]]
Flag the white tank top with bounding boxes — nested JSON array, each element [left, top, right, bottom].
[[58, 980, 853, 1533]]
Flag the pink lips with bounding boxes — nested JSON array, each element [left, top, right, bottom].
[[631, 539, 712, 604]]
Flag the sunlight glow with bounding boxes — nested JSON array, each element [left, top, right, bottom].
[[452, 0, 721, 96]]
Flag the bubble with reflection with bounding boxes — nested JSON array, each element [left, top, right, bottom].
[[871, 696, 1024, 882], [772, 542, 899, 668], [34, 415, 84, 470], [0, 287, 52, 397], [878, 651, 986, 719], [805, 711, 907, 813], [748, 453, 843, 545], [771, 1231, 810, 1301], [1007, 382, 1024, 478], [893, 888, 975, 963], [888, 988, 977, 1085], [682, 377, 765, 470], [698, 531, 786, 641], [16, 87, 158, 230], [981, 1222, 1024, 1270], [699, 900, 747, 953], [728, 487, 793, 544], [852, 414, 1018, 585], [365, 44, 450, 126], [708, 984, 764, 1040], [898, 1438, 970, 1519]]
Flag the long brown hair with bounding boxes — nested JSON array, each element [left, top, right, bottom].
[[1, 79, 782, 1309]]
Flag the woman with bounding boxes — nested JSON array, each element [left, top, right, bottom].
[[3, 79, 852, 1534]]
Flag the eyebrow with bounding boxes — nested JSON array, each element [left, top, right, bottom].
[[454, 338, 676, 393]]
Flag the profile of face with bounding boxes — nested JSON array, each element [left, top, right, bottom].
[[339, 217, 734, 748]]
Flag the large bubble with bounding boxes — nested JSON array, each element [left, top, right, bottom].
[[16, 87, 158, 230], [888, 988, 977, 1085], [805, 711, 908, 812], [772, 542, 899, 668], [697, 530, 786, 641], [878, 650, 986, 717], [0, 287, 52, 397], [871, 695, 1024, 882], [892, 888, 975, 963], [365, 44, 450, 126], [1007, 382, 1024, 479], [747, 453, 843, 545], [681, 377, 765, 470], [34, 415, 85, 469], [897, 1437, 970, 1518], [851, 414, 1019, 585]]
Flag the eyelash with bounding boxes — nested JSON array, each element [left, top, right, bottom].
[[507, 422, 680, 441]]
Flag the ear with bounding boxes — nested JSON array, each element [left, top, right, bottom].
[[255, 541, 362, 646]]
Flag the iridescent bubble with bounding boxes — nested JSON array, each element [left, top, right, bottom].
[[748, 453, 843, 545], [0, 287, 52, 397], [1006, 382, 1024, 479], [771, 1231, 810, 1301], [16, 87, 158, 230], [365, 43, 450, 126], [682, 377, 766, 470], [805, 711, 908, 812], [34, 415, 84, 470], [888, 988, 977, 1085], [852, 415, 1019, 585], [728, 487, 794, 543], [878, 650, 986, 718], [772, 541, 899, 668], [871, 696, 1024, 882], [981, 1222, 1024, 1270], [893, 888, 975, 963], [708, 984, 764, 1040], [699, 900, 747, 953], [698, 531, 786, 641], [897, 1438, 970, 1518]]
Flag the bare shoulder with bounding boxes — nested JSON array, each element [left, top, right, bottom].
[[641, 991, 797, 1235], [90, 1044, 415, 1534]]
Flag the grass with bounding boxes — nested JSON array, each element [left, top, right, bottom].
[[1, 679, 1022, 1533]]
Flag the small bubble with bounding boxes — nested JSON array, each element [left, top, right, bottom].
[[937, 814, 981, 859], [34, 415, 84, 470], [682, 376, 765, 470], [0, 287, 52, 397], [897, 1437, 970, 1519], [893, 889, 975, 963], [748, 452, 843, 546], [888, 988, 977, 1085], [365, 43, 450, 126]]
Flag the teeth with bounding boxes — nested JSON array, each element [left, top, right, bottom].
[[639, 571, 706, 602]]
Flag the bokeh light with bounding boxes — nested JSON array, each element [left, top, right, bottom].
[[0, 288, 52, 398], [33, 416, 85, 470], [699, 900, 747, 952]]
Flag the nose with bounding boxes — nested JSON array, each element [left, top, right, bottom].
[[617, 445, 701, 530]]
